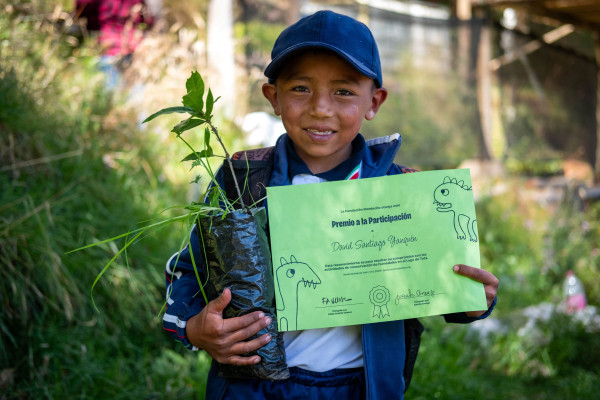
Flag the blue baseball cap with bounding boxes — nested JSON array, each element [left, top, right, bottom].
[[264, 10, 383, 87]]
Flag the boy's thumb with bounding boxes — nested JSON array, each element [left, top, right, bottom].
[[211, 287, 232, 314]]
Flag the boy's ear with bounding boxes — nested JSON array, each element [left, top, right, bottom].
[[365, 87, 388, 121], [262, 83, 281, 116]]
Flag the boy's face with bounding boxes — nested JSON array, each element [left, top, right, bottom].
[[262, 51, 387, 174]]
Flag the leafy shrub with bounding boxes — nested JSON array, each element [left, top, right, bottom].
[[545, 312, 600, 375], [476, 183, 553, 310], [547, 197, 600, 306], [0, 5, 205, 398]]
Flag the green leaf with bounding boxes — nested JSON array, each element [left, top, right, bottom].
[[183, 71, 205, 112], [208, 187, 221, 208], [142, 106, 195, 123], [181, 148, 213, 162], [205, 88, 215, 118], [204, 126, 211, 148], [172, 118, 205, 135], [186, 71, 205, 95], [182, 92, 204, 113]]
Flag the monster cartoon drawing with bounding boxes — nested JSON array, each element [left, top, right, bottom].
[[275, 255, 321, 331], [433, 176, 478, 242]]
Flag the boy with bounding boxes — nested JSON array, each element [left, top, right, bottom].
[[163, 10, 499, 400]]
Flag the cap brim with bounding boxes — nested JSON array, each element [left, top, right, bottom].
[[264, 42, 380, 86]]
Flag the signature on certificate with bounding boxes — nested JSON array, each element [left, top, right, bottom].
[[394, 288, 445, 304]]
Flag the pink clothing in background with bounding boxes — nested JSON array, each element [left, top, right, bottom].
[[76, 0, 154, 56]]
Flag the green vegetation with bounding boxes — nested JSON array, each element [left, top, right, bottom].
[[1, 3, 598, 399], [0, 5, 209, 398]]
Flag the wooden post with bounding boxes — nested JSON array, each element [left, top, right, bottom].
[[285, 0, 301, 25], [476, 16, 493, 160], [207, 0, 236, 119], [595, 35, 600, 183], [455, 0, 471, 81], [456, 0, 472, 21], [455, 24, 470, 82], [357, 2, 370, 26]]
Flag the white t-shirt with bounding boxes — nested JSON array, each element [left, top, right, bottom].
[[283, 173, 364, 371], [283, 326, 363, 371]]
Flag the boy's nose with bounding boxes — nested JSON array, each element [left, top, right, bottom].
[[310, 91, 333, 117]]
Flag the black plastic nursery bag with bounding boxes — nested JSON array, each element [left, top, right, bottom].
[[197, 207, 289, 380]]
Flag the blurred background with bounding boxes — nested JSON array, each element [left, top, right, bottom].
[[1, 0, 599, 398]]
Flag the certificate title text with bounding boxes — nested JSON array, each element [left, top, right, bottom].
[[331, 213, 412, 228]]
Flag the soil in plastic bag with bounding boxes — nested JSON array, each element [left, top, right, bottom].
[[197, 207, 289, 380]]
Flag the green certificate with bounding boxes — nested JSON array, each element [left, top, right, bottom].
[[266, 169, 487, 331]]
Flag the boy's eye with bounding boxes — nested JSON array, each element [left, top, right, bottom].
[[291, 86, 309, 92], [335, 89, 354, 96]]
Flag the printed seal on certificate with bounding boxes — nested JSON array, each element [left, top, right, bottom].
[[369, 285, 391, 318]]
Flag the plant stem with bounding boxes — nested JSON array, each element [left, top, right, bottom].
[[206, 120, 245, 210], [176, 132, 235, 212]]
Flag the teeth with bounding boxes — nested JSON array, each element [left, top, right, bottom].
[[306, 129, 333, 136]]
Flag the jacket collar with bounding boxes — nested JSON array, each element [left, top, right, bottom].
[[269, 133, 402, 186]]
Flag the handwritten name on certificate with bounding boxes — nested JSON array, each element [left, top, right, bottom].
[[266, 169, 487, 331]]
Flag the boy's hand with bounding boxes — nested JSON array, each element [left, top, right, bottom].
[[186, 288, 272, 365], [453, 264, 499, 318]]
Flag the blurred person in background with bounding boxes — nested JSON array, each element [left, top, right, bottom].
[[74, 0, 157, 90]]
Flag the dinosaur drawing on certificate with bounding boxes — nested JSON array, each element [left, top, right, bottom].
[[433, 176, 478, 242], [275, 255, 321, 331]]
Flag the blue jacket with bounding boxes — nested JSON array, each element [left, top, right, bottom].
[[163, 133, 496, 399]]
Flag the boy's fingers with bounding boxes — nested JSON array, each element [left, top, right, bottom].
[[453, 264, 499, 287], [208, 289, 272, 336], [216, 331, 271, 365], [202, 288, 272, 363], [454, 264, 499, 311], [230, 332, 272, 358], [225, 354, 262, 366], [220, 310, 271, 335], [211, 319, 272, 365], [226, 314, 272, 343], [212, 328, 271, 365]]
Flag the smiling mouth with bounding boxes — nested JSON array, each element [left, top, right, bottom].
[[305, 128, 335, 136]]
